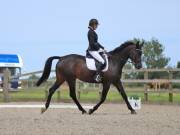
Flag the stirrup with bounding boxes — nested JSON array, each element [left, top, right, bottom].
[[94, 74, 102, 82]]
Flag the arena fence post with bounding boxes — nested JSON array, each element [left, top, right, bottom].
[[2, 68, 11, 102], [168, 71, 173, 102], [45, 90, 48, 101], [77, 91, 81, 100], [144, 71, 148, 102], [99, 84, 102, 99], [57, 90, 61, 102]]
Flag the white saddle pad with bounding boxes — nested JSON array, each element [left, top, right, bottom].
[[85, 54, 108, 72]]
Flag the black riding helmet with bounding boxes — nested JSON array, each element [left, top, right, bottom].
[[89, 19, 99, 27]]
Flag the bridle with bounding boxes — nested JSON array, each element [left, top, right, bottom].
[[136, 49, 143, 52], [120, 48, 143, 65]]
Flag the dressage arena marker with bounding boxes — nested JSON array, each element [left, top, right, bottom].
[[0, 104, 93, 109]]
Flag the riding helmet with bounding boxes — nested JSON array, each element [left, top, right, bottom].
[[89, 19, 99, 27]]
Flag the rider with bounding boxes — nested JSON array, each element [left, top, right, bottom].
[[87, 19, 106, 82]]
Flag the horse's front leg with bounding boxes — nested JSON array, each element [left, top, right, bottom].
[[114, 81, 136, 114], [88, 83, 110, 115]]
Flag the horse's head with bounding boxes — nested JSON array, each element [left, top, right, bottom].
[[129, 41, 144, 69], [109, 40, 144, 69]]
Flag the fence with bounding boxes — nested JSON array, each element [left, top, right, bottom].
[[122, 68, 180, 102], [1, 68, 180, 103]]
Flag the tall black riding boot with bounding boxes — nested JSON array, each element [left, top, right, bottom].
[[94, 62, 103, 82]]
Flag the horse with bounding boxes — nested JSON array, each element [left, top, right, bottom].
[[36, 41, 144, 115], [147, 79, 170, 91]]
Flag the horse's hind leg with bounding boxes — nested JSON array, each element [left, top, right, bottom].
[[41, 79, 64, 113], [68, 79, 87, 114]]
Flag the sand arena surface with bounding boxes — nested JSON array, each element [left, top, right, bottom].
[[0, 103, 180, 135]]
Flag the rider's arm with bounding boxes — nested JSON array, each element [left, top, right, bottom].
[[97, 43, 104, 50]]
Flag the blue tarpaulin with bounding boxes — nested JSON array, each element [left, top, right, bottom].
[[0, 54, 19, 63], [0, 54, 23, 68]]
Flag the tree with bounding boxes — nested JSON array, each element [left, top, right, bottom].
[[131, 38, 170, 79], [123, 63, 135, 79], [174, 62, 180, 88], [142, 38, 170, 68], [123, 63, 133, 70], [177, 61, 180, 68], [132, 38, 170, 68], [175, 61, 180, 79], [28, 74, 39, 80]]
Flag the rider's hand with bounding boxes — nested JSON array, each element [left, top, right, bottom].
[[103, 49, 107, 53], [98, 48, 104, 53]]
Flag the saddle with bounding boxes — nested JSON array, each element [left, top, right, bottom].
[[85, 51, 109, 72]]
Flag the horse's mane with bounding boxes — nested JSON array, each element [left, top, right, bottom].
[[109, 41, 135, 54]]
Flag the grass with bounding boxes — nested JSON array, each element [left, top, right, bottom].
[[0, 87, 180, 104]]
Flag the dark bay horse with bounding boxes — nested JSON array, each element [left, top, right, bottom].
[[36, 41, 143, 114]]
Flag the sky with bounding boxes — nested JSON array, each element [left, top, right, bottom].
[[0, 0, 179, 72]]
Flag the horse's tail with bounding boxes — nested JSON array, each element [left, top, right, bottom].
[[36, 56, 61, 86]]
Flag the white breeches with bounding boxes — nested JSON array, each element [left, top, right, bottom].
[[88, 50, 105, 64]]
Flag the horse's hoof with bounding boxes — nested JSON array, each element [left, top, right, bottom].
[[82, 110, 87, 115], [88, 109, 94, 115], [131, 110, 137, 115], [41, 108, 47, 114]]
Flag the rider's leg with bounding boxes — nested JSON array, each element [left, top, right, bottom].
[[88, 51, 105, 82], [88, 51, 105, 64]]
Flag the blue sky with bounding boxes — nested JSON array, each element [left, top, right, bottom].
[[0, 0, 179, 72]]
